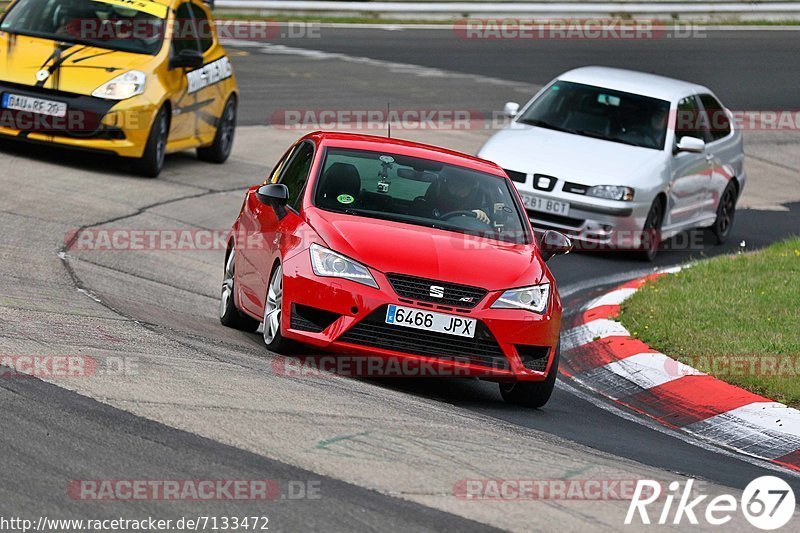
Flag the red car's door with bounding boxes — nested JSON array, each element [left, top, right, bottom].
[[237, 141, 316, 318], [236, 146, 294, 316]]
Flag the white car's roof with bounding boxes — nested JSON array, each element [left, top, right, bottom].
[[557, 66, 711, 103]]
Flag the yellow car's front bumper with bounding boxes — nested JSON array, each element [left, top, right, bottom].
[[0, 86, 158, 159]]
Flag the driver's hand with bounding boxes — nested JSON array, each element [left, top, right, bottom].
[[472, 209, 490, 223]]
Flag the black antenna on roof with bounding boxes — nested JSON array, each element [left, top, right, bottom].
[[387, 101, 391, 139]]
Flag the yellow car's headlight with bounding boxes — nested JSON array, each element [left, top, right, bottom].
[[92, 70, 147, 100]]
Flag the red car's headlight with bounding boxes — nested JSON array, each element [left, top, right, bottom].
[[491, 283, 550, 314], [309, 243, 378, 289]]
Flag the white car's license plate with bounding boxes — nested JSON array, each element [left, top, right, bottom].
[[520, 193, 570, 217], [385, 304, 476, 338], [2, 93, 67, 118]]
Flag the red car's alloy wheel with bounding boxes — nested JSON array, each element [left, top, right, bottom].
[[263, 264, 284, 346], [219, 245, 259, 332]]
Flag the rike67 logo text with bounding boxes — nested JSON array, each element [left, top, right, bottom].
[[626, 476, 795, 530]]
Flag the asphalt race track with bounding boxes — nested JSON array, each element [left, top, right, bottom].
[[1, 27, 799, 531]]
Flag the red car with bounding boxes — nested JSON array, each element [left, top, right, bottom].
[[220, 132, 571, 407]]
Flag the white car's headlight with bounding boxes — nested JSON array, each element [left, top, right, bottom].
[[586, 185, 634, 201], [310, 243, 378, 288], [92, 70, 147, 100], [491, 283, 550, 314]]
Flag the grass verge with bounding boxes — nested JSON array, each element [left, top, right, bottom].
[[618, 237, 800, 407]]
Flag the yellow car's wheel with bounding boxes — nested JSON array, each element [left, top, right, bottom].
[[132, 106, 169, 178], [197, 96, 236, 164]]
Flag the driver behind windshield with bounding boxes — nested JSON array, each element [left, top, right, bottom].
[[423, 167, 502, 224]]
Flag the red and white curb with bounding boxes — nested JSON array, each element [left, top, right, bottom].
[[561, 268, 800, 473]]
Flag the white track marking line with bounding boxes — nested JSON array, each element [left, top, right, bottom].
[[221, 39, 536, 90], [605, 352, 704, 389], [584, 287, 637, 310], [684, 402, 800, 460], [562, 318, 630, 351]]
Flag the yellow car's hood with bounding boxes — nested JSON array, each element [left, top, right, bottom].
[[0, 32, 158, 94]]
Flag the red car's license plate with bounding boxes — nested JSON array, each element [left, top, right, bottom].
[[385, 304, 476, 338]]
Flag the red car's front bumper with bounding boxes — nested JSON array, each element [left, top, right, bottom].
[[279, 250, 561, 381]]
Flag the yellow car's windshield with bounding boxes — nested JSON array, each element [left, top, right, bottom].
[[0, 0, 167, 55]]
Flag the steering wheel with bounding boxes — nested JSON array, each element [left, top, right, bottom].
[[439, 210, 478, 220], [440, 210, 493, 229]]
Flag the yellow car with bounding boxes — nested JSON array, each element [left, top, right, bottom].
[[0, 0, 238, 177]]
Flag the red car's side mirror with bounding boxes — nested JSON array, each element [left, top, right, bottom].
[[256, 183, 290, 219]]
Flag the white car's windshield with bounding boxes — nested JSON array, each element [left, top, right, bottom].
[[518, 81, 671, 150], [0, 0, 167, 55], [315, 148, 531, 244]]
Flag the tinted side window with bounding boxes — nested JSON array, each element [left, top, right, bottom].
[[675, 96, 708, 143], [189, 3, 214, 52], [173, 3, 199, 54], [279, 142, 315, 209], [699, 94, 731, 141], [269, 147, 295, 184]]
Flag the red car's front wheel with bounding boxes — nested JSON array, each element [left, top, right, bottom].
[[263, 263, 294, 353], [498, 345, 560, 408]]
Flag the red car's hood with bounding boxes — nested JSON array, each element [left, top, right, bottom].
[[305, 209, 546, 291]]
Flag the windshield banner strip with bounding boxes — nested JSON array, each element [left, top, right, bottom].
[[90, 0, 168, 19]]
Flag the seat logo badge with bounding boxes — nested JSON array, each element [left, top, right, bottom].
[[429, 286, 445, 298], [36, 69, 50, 82]]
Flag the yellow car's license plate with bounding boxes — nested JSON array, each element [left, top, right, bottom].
[[2, 93, 67, 118]]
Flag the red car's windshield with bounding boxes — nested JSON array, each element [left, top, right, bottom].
[[314, 148, 531, 244]]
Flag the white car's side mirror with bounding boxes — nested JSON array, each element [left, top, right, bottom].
[[676, 136, 705, 154], [503, 102, 520, 118]]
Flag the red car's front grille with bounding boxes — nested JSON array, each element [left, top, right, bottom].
[[386, 274, 487, 309], [339, 306, 507, 369]]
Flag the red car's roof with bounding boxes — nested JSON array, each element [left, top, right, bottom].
[[301, 131, 507, 178]]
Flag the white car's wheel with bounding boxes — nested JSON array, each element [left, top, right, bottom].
[[711, 181, 737, 245], [638, 199, 664, 262]]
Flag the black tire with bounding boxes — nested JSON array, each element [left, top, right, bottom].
[[219, 245, 260, 332], [131, 106, 169, 178], [197, 96, 236, 164], [262, 263, 295, 353], [499, 345, 560, 408], [637, 198, 664, 262], [711, 181, 737, 245]]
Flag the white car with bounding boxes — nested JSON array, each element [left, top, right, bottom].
[[478, 66, 744, 260]]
